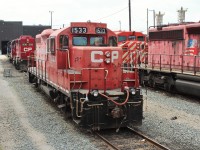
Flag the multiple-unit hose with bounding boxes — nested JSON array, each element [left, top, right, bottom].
[[99, 90, 129, 106]]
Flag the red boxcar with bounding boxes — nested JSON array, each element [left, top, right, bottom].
[[12, 35, 35, 70], [115, 31, 148, 66], [28, 22, 143, 130], [140, 22, 200, 97]]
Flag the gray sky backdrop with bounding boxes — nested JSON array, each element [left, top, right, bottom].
[[0, 0, 199, 33]]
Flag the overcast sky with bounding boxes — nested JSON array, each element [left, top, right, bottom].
[[0, 0, 199, 33]]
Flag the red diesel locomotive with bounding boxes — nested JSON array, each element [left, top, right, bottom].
[[10, 35, 35, 70], [115, 31, 148, 67], [28, 22, 143, 130], [139, 22, 200, 97]]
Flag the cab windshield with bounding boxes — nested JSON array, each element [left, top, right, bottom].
[[72, 37, 87, 46], [137, 36, 145, 41], [90, 37, 104, 46], [72, 36, 104, 46], [118, 36, 127, 42], [128, 36, 136, 40]]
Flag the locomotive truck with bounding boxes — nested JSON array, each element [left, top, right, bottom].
[[28, 22, 143, 130]]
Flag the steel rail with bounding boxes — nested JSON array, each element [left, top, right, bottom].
[[94, 132, 120, 150], [127, 127, 171, 150]]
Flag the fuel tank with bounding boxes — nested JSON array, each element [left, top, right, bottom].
[[175, 79, 200, 97], [176, 74, 200, 82]]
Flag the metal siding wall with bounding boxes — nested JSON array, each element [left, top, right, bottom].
[[0, 21, 23, 52], [0, 21, 50, 54], [23, 26, 51, 37]]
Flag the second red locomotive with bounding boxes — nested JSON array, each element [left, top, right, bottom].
[[28, 22, 143, 130], [115, 31, 148, 67], [10, 35, 35, 71]]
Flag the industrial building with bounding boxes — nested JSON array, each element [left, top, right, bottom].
[[0, 20, 50, 54]]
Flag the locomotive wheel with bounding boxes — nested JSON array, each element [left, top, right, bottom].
[[149, 73, 156, 88], [15, 64, 20, 70], [15, 60, 20, 70], [63, 97, 72, 120], [63, 104, 72, 120], [28, 73, 34, 83], [164, 83, 171, 91], [164, 76, 174, 92], [139, 71, 145, 86]]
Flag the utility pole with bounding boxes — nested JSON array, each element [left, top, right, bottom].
[[153, 10, 155, 27], [149, 9, 155, 27], [129, 0, 131, 31], [119, 21, 121, 31], [147, 8, 149, 35], [147, 8, 156, 34], [49, 11, 54, 29]]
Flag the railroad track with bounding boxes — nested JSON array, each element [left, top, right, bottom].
[[94, 127, 170, 150], [127, 127, 170, 150], [95, 132, 119, 150]]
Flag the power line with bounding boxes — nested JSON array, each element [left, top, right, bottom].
[[95, 6, 128, 21]]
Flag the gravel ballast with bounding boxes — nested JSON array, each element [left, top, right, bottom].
[[0, 55, 200, 150], [139, 89, 200, 150], [0, 56, 98, 150]]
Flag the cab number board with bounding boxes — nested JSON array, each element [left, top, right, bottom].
[[71, 27, 87, 34], [96, 27, 107, 34]]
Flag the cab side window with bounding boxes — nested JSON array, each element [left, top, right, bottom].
[[59, 35, 69, 50], [47, 37, 55, 53], [109, 36, 117, 46]]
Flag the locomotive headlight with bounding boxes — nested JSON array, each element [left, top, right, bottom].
[[105, 58, 111, 64], [130, 88, 136, 95], [92, 90, 99, 97], [94, 91, 98, 97], [105, 51, 111, 57]]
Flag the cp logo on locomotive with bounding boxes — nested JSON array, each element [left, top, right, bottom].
[[91, 51, 119, 63]]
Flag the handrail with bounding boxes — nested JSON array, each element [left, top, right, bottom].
[[145, 53, 200, 75], [121, 66, 140, 88]]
